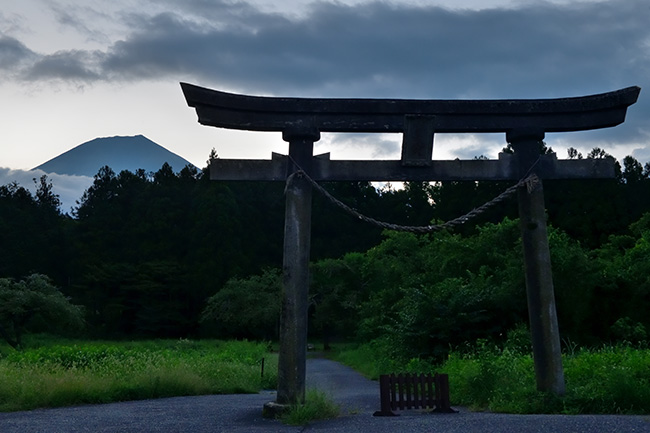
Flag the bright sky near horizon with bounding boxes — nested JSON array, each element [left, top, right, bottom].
[[1, 0, 649, 207]]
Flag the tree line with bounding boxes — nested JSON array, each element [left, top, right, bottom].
[[1, 148, 649, 353]]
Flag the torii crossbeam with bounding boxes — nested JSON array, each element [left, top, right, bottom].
[[181, 83, 640, 410]]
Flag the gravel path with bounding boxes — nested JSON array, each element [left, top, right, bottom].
[[1, 357, 649, 432]]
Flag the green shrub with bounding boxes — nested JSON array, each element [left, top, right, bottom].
[[337, 338, 650, 415], [441, 344, 650, 414], [562, 346, 650, 414], [333, 341, 397, 380]]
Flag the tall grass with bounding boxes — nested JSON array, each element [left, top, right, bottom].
[[280, 389, 340, 426], [0, 338, 277, 412], [333, 342, 395, 380], [443, 343, 650, 414], [334, 341, 650, 414]]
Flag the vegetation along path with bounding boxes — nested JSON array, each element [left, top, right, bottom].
[[1, 357, 649, 433]]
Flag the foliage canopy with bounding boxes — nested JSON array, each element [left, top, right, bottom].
[[1, 149, 650, 348], [0, 274, 84, 349]]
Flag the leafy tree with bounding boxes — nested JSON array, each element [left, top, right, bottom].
[[332, 218, 605, 360], [591, 213, 650, 340], [201, 268, 282, 340], [546, 227, 601, 343], [622, 156, 645, 184], [350, 221, 528, 361], [544, 149, 627, 248], [0, 274, 84, 349], [311, 181, 385, 259], [33, 174, 62, 215], [74, 166, 118, 220], [587, 147, 611, 160], [0, 181, 71, 282], [567, 147, 583, 159], [501, 140, 553, 155], [310, 254, 367, 349]]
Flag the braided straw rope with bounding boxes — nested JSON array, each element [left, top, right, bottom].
[[289, 169, 538, 233]]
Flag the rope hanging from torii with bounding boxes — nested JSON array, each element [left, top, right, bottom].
[[287, 160, 539, 234]]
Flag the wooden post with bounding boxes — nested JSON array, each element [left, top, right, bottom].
[[275, 128, 319, 405], [508, 129, 566, 396]]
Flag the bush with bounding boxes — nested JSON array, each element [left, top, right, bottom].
[[336, 338, 650, 414], [441, 343, 650, 414], [201, 269, 281, 340], [0, 274, 85, 349], [561, 345, 650, 414], [332, 341, 400, 380]]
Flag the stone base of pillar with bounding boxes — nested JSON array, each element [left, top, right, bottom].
[[262, 401, 291, 419]]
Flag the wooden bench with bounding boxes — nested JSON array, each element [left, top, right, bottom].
[[373, 373, 457, 416]]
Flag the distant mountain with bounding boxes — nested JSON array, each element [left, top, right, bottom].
[[34, 135, 195, 177]]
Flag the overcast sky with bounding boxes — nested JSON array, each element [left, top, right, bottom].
[[1, 0, 648, 205]]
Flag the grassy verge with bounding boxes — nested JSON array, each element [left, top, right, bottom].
[[280, 389, 340, 426], [0, 337, 277, 412], [334, 342, 650, 414]]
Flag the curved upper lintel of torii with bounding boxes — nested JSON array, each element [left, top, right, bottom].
[[180, 82, 640, 135]]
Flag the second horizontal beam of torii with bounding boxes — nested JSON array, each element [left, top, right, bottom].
[[208, 151, 615, 182]]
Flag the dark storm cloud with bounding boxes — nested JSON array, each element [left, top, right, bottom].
[[93, 0, 649, 99], [5, 0, 650, 150], [100, 0, 649, 151], [11, 0, 650, 97]]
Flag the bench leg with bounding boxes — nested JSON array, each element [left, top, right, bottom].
[[373, 375, 399, 416], [433, 373, 458, 413]]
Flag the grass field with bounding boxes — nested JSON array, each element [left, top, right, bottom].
[[0, 336, 277, 412], [6, 334, 647, 417], [334, 341, 650, 415]]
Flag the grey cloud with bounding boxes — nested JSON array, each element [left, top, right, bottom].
[[326, 133, 401, 158], [0, 10, 28, 35], [0, 35, 36, 71], [632, 143, 650, 164], [93, 0, 650, 97], [0, 168, 92, 215], [50, 3, 112, 45], [12, 0, 650, 97], [96, 0, 649, 152], [101, 13, 206, 80], [156, 0, 289, 30], [26, 50, 102, 81], [6, 0, 649, 151], [440, 134, 505, 160]]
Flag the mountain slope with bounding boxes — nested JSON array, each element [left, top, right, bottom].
[[34, 135, 194, 177]]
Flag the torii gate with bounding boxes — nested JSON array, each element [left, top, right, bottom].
[[181, 83, 640, 409]]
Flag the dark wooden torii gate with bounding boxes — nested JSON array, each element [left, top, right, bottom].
[[181, 83, 640, 409]]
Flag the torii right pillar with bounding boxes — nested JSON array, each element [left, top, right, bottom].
[[508, 129, 565, 395]]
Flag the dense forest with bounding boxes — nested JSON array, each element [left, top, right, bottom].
[[1, 147, 650, 359]]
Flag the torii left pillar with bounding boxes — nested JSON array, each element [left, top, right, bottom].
[[274, 129, 319, 408]]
